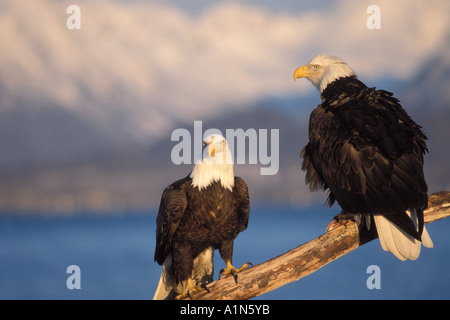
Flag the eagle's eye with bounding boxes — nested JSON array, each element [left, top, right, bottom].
[[313, 65, 320, 70]]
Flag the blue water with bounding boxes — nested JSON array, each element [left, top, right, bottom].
[[0, 206, 448, 300]]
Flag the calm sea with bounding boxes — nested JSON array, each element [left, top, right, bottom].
[[0, 206, 448, 300]]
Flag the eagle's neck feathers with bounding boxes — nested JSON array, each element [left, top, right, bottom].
[[190, 159, 234, 191], [320, 75, 367, 101], [318, 67, 356, 100]]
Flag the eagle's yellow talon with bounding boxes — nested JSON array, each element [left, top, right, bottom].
[[175, 278, 209, 300], [219, 261, 253, 284]]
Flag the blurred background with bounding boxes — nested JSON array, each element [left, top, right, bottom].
[[0, 0, 449, 300]]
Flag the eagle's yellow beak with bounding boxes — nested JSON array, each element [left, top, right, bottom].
[[293, 65, 309, 81], [208, 144, 215, 157]]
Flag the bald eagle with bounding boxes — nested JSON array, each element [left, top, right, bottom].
[[153, 134, 250, 300], [294, 54, 433, 261]]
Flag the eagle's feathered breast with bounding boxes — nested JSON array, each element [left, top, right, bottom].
[[154, 175, 249, 283], [182, 179, 247, 245]]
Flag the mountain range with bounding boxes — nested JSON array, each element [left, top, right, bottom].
[[0, 68, 448, 213], [0, 0, 448, 213]]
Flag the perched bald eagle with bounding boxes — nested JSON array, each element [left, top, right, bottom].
[[153, 134, 250, 300], [294, 54, 433, 261]]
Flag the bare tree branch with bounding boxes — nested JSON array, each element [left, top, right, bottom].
[[188, 190, 450, 300]]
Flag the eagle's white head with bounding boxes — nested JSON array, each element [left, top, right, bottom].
[[293, 54, 355, 98], [190, 134, 234, 191]]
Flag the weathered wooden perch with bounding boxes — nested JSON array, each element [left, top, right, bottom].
[[188, 190, 450, 300]]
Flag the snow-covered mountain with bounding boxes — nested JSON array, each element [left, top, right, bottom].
[[0, 0, 448, 212]]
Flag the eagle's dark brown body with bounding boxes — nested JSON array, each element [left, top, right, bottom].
[[154, 175, 249, 284], [301, 75, 428, 239]]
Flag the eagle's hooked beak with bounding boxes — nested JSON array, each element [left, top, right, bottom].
[[293, 65, 309, 81], [208, 144, 216, 157]]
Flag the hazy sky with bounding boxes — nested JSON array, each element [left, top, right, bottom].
[[1, 0, 448, 141]]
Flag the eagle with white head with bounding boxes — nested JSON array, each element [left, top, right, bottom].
[[153, 134, 250, 299], [294, 54, 433, 261]]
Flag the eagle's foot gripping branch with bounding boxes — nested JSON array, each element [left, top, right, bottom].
[[219, 261, 253, 284], [326, 212, 357, 232], [175, 278, 210, 300]]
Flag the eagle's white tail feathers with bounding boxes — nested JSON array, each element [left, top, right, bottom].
[[153, 271, 170, 300], [153, 254, 175, 300], [421, 225, 434, 249], [374, 210, 433, 261], [153, 247, 214, 300]]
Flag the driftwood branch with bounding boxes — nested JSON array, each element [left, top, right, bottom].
[[188, 190, 450, 300]]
